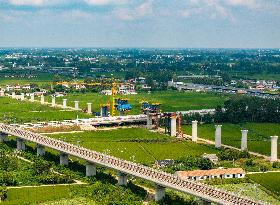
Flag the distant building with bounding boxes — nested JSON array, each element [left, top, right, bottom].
[[141, 84, 151, 90], [176, 168, 245, 181], [101, 90, 112, 95]]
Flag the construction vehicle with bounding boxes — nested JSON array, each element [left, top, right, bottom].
[[114, 98, 132, 116], [57, 81, 133, 117], [141, 101, 161, 114], [100, 103, 110, 117]]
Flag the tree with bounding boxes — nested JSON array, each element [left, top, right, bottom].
[[32, 159, 51, 175]]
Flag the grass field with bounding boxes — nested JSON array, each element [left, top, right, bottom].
[[248, 172, 280, 199], [44, 91, 227, 114], [0, 74, 55, 86], [47, 128, 218, 165], [0, 97, 89, 123], [182, 123, 280, 157], [215, 183, 280, 204], [3, 185, 80, 205]]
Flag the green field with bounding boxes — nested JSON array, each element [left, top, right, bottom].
[[3, 185, 81, 205], [0, 74, 55, 86], [0, 97, 88, 123], [182, 123, 280, 157], [248, 172, 280, 199], [47, 128, 218, 165], [215, 183, 280, 204], [44, 91, 227, 114]]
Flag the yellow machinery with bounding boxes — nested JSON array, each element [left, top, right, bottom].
[[57, 81, 123, 117], [111, 82, 117, 116]]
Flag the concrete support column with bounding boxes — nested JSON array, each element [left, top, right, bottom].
[[192, 120, 198, 142], [215, 125, 222, 148], [271, 136, 278, 162], [60, 152, 69, 165], [155, 184, 165, 202], [51, 96, 56, 107], [36, 144, 45, 156], [170, 115, 177, 137], [40, 95, 45, 104], [241, 130, 248, 151], [87, 103, 92, 114], [16, 138, 25, 151], [20, 93, 25, 101], [146, 114, 153, 130], [12, 92, 16, 99], [86, 162, 96, 176], [62, 99, 67, 109], [117, 171, 128, 186], [74, 101, 79, 110], [0, 133, 8, 143], [30, 94, 35, 102], [198, 198, 211, 205]]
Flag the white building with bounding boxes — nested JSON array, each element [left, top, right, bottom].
[[176, 168, 245, 181]]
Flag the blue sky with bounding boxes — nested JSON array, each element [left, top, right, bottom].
[[0, 0, 280, 48]]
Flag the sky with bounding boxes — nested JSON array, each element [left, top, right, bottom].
[[0, 0, 280, 48]]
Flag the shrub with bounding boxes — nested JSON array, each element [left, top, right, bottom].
[[0, 186, 7, 201]]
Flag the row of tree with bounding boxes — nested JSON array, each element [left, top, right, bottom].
[[215, 96, 280, 123]]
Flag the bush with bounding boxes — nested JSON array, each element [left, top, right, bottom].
[[272, 162, 280, 169], [32, 158, 52, 175], [217, 149, 250, 161], [0, 186, 7, 201]]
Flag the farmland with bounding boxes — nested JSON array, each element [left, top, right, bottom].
[[247, 172, 280, 199], [182, 123, 280, 157], [47, 128, 218, 165], [44, 91, 227, 114], [215, 183, 280, 205], [0, 97, 88, 123], [2, 185, 77, 205]]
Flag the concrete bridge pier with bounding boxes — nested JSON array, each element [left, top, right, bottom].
[[117, 171, 128, 186], [87, 103, 92, 114], [170, 115, 177, 137], [0, 133, 8, 142], [20, 93, 25, 101], [146, 114, 153, 130], [192, 120, 198, 142], [16, 138, 25, 151], [62, 99, 67, 109], [241, 130, 248, 151], [51, 96, 56, 107], [198, 198, 211, 205], [74, 101, 79, 110], [215, 125, 222, 148], [60, 152, 69, 165], [86, 162, 96, 176], [36, 144, 45, 156], [40, 95, 45, 104], [30, 94, 35, 102], [155, 184, 165, 202], [270, 136, 278, 162]]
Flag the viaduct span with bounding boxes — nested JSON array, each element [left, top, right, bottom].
[[0, 123, 263, 205]]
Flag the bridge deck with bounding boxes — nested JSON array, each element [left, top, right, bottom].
[[0, 123, 263, 205]]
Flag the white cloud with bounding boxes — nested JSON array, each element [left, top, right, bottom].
[[8, 0, 64, 6], [226, 0, 257, 8], [114, 0, 153, 20], [84, 0, 127, 6], [9, 0, 45, 6], [180, 0, 234, 20]]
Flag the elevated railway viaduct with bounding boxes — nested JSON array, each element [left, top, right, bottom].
[[0, 123, 263, 205]]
